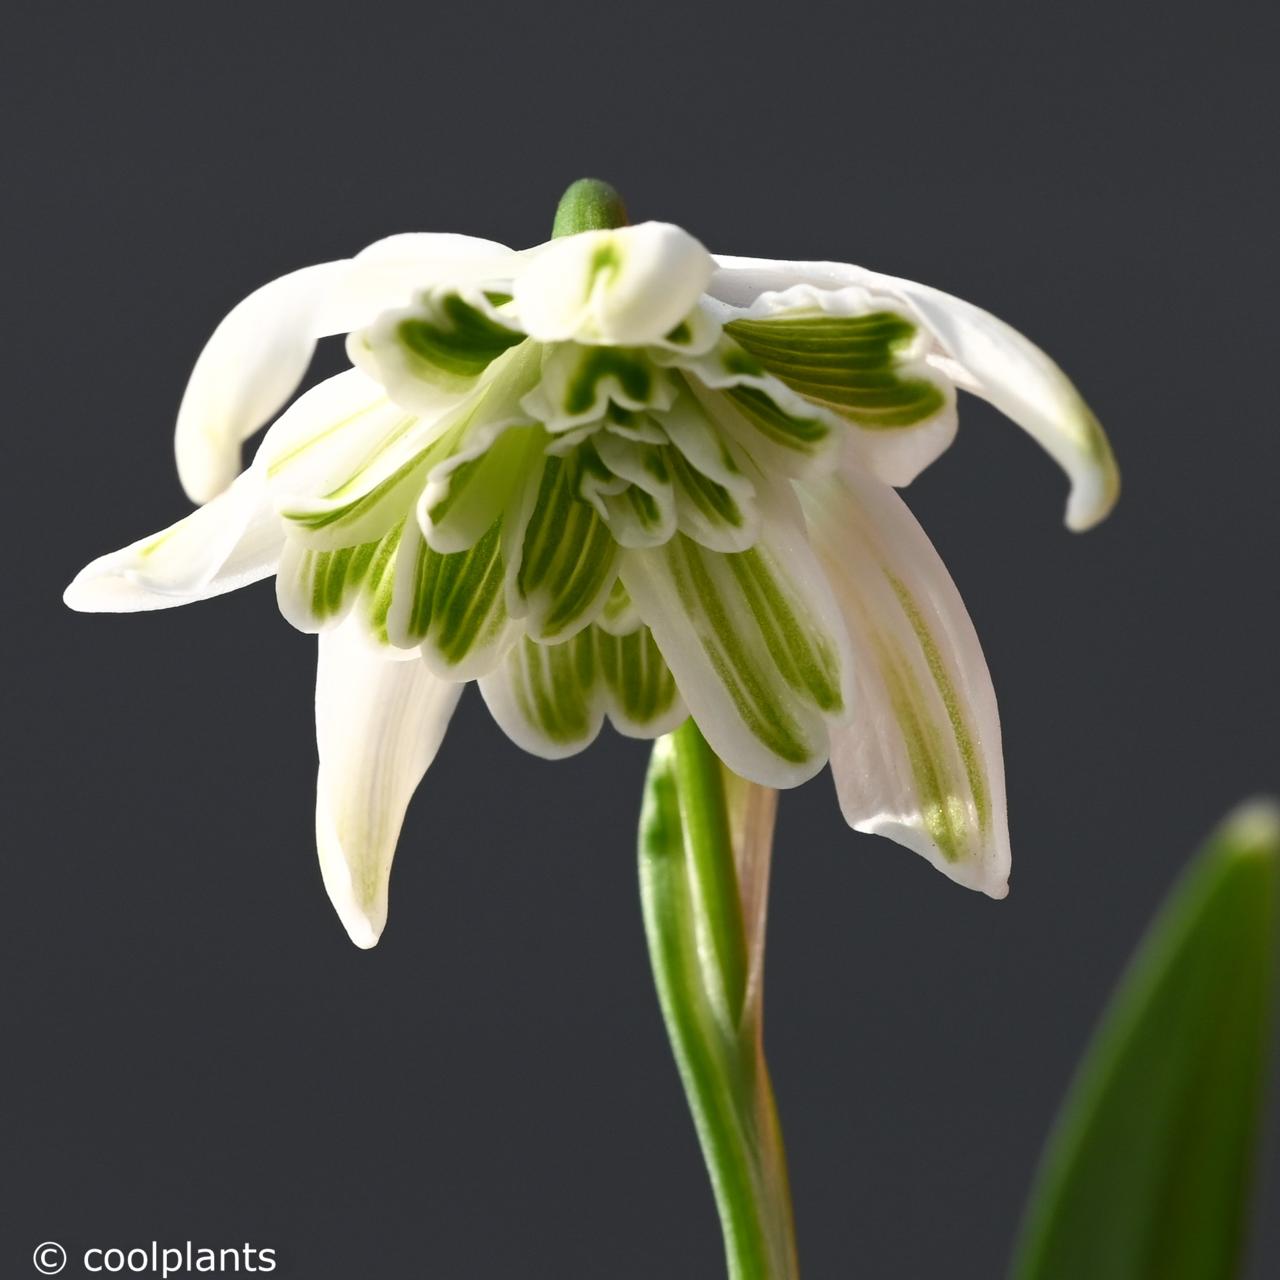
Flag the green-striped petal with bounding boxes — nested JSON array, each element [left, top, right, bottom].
[[675, 342, 842, 477], [620, 498, 853, 787], [348, 286, 525, 416], [275, 521, 402, 636], [597, 577, 641, 635], [725, 301, 949, 429], [387, 516, 516, 679], [419, 421, 545, 555], [709, 258, 1119, 529], [597, 625, 686, 737], [713, 284, 957, 487], [586, 432, 678, 548], [511, 453, 619, 642], [523, 341, 678, 435], [659, 389, 760, 553], [804, 465, 1008, 896], [479, 625, 685, 757], [261, 369, 439, 551]]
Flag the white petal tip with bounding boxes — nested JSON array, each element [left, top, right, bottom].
[[984, 876, 1011, 901], [62, 578, 92, 612], [1063, 469, 1121, 533], [341, 914, 385, 950], [319, 863, 388, 951], [852, 816, 1010, 901], [1056, 401, 1120, 532], [62, 565, 154, 613]]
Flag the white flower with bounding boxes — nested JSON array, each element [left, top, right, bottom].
[[65, 203, 1118, 948]]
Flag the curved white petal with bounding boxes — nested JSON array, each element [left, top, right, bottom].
[[514, 222, 713, 345], [174, 235, 520, 507], [802, 465, 1009, 897], [710, 256, 1118, 530], [620, 485, 854, 789], [314, 622, 462, 948], [319, 233, 520, 335], [175, 261, 350, 504], [63, 467, 281, 612]]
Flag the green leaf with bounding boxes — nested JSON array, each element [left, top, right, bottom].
[[638, 723, 798, 1280], [1011, 801, 1280, 1280]]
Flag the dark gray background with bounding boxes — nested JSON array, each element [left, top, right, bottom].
[[7, 3, 1278, 1276]]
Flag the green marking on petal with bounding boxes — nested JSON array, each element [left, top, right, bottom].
[[283, 441, 432, 535], [510, 631, 600, 747], [873, 634, 970, 863], [724, 385, 831, 450], [486, 621, 681, 756], [727, 546, 844, 714], [516, 454, 618, 639], [598, 626, 681, 731], [725, 312, 947, 428], [661, 537, 813, 765], [364, 519, 404, 645], [564, 347, 655, 415], [281, 520, 405, 636], [885, 569, 990, 833], [396, 293, 525, 382], [599, 578, 641, 634], [669, 448, 750, 542], [394, 519, 511, 671]]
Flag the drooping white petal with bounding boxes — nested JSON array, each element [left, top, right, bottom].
[[174, 235, 520, 507], [802, 464, 1010, 897], [314, 621, 462, 948], [620, 486, 854, 788], [63, 466, 281, 612], [514, 222, 714, 346], [710, 256, 1118, 530], [174, 262, 350, 505]]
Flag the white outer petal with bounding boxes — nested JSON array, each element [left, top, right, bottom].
[[174, 235, 518, 506], [63, 466, 281, 612], [314, 622, 463, 948], [319, 233, 520, 335], [513, 222, 713, 345], [175, 262, 350, 504], [710, 255, 1119, 530], [803, 465, 1010, 898]]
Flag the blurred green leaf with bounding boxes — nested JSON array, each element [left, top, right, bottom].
[[1012, 801, 1280, 1280]]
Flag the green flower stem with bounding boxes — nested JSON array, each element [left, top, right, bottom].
[[672, 720, 750, 1023], [639, 722, 799, 1280]]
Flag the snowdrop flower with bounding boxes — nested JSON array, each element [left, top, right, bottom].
[[65, 184, 1118, 947]]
